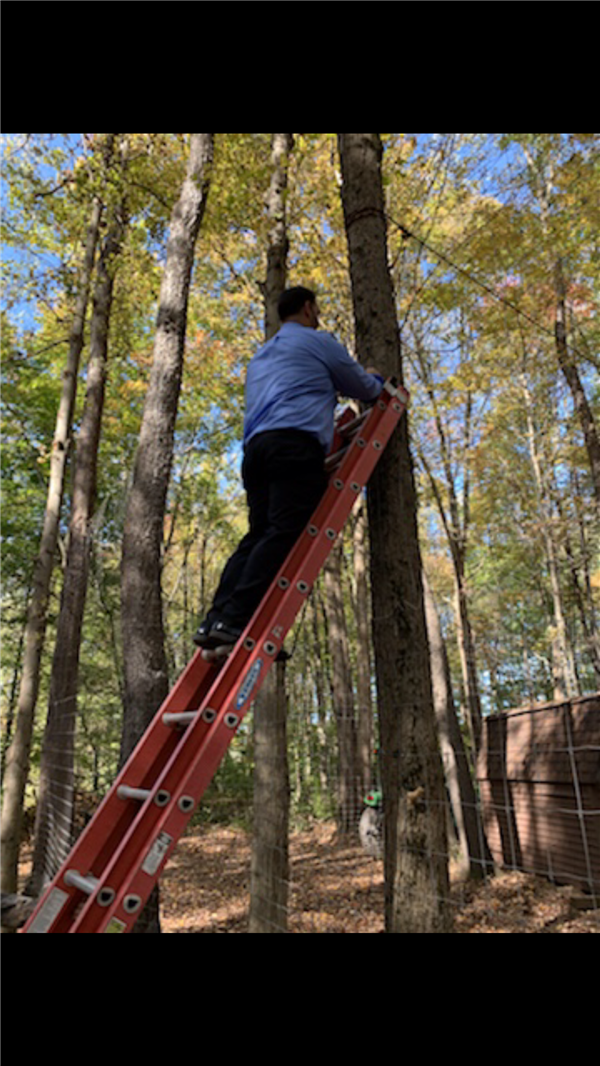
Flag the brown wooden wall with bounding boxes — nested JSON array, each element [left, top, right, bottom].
[[477, 694, 600, 894]]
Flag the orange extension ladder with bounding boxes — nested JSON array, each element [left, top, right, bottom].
[[21, 378, 408, 933]]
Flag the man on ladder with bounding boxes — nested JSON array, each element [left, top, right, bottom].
[[194, 286, 384, 654]]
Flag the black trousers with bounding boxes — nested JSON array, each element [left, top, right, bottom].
[[208, 429, 328, 629]]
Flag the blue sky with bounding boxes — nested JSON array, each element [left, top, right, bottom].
[[2, 135, 78, 334]]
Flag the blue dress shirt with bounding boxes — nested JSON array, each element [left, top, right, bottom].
[[243, 322, 384, 450]]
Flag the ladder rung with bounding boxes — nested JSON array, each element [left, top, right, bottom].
[[325, 412, 372, 470], [324, 446, 349, 471], [64, 870, 99, 895], [339, 411, 368, 436], [162, 711, 198, 726], [117, 785, 152, 802]]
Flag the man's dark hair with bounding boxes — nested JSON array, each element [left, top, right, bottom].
[[277, 286, 316, 322]]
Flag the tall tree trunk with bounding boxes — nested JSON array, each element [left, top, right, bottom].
[[119, 134, 214, 933], [520, 370, 579, 699], [422, 571, 494, 880], [352, 502, 373, 798], [311, 594, 331, 801], [1, 585, 30, 775], [338, 133, 451, 932], [417, 442, 483, 756], [249, 133, 294, 932], [263, 134, 294, 341], [520, 142, 599, 506], [553, 479, 600, 685], [248, 662, 290, 933], [0, 186, 104, 894], [411, 336, 483, 755], [572, 469, 600, 683], [452, 546, 483, 755], [555, 262, 600, 507], [27, 186, 128, 897], [324, 542, 360, 835]]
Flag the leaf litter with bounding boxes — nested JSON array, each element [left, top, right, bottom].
[[16, 821, 599, 933], [159, 822, 600, 934]]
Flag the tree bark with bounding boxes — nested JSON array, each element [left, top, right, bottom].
[[27, 186, 128, 898], [249, 133, 294, 932], [411, 338, 483, 754], [422, 571, 494, 879], [338, 133, 451, 932], [119, 134, 214, 933], [248, 663, 290, 932], [453, 546, 483, 755], [263, 134, 294, 342], [554, 258, 600, 508], [553, 477, 600, 685], [0, 184, 105, 894], [324, 542, 360, 835], [520, 369, 579, 699], [311, 594, 332, 801], [352, 502, 373, 799]]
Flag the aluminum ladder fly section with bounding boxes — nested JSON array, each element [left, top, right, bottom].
[[21, 378, 408, 933]]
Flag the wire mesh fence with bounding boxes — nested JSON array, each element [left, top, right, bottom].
[[154, 692, 600, 933], [11, 693, 599, 933]]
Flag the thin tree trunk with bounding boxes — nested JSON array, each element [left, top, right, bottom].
[[1, 583, 30, 777], [119, 134, 214, 933], [572, 469, 600, 683], [417, 441, 483, 756], [452, 547, 483, 755], [27, 187, 128, 897], [248, 664, 290, 933], [353, 502, 373, 799], [554, 258, 600, 508], [263, 134, 294, 342], [410, 336, 483, 755], [249, 133, 294, 932], [553, 479, 600, 685], [520, 370, 578, 699], [311, 594, 331, 800], [324, 542, 360, 835], [0, 187, 104, 894], [422, 571, 494, 880], [338, 133, 451, 932]]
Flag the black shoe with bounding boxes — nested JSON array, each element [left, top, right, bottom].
[[193, 618, 241, 650], [193, 619, 213, 649], [207, 620, 242, 647]]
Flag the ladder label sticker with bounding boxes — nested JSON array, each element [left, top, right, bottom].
[[104, 917, 127, 933], [25, 887, 69, 933], [141, 831, 173, 876], [235, 658, 263, 711]]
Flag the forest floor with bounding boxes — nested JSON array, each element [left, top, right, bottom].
[[16, 821, 599, 933], [159, 821, 599, 934]]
